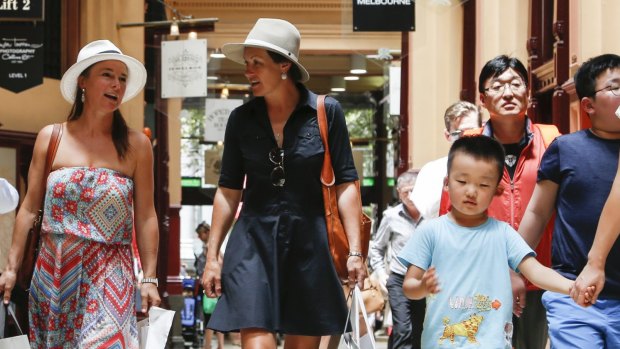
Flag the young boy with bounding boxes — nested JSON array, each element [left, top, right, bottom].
[[397, 135, 576, 349]]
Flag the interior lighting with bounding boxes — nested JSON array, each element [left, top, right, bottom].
[[331, 76, 346, 92], [350, 54, 367, 74]]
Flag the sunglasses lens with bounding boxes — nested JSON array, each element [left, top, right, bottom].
[[269, 147, 285, 186], [271, 166, 285, 186]]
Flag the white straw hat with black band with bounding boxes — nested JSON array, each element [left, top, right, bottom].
[[60, 40, 147, 104], [222, 18, 310, 82]]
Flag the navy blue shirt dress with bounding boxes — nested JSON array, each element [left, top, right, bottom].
[[207, 84, 359, 336]]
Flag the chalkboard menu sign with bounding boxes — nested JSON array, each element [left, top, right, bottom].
[[0, 24, 44, 93], [0, 0, 44, 21]]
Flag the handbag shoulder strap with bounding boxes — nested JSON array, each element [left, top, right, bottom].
[[317, 95, 335, 186], [39, 124, 62, 207]]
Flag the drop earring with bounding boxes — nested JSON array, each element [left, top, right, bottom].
[[81, 88, 85, 103], [281, 72, 287, 80]]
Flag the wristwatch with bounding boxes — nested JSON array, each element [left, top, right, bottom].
[[142, 277, 159, 287], [348, 251, 363, 258]]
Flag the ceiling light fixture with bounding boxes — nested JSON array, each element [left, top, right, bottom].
[[344, 76, 360, 81], [331, 76, 345, 92], [210, 49, 226, 59], [169, 19, 179, 36], [350, 54, 367, 74]]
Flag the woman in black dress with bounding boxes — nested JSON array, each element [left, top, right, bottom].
[[201, 18, 366, 349]]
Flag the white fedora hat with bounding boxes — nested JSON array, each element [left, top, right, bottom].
[[60, 40, 147, 104], [222, 18, 310, 82]]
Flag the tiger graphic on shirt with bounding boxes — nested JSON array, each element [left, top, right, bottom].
[[438, 313, 484, 344]]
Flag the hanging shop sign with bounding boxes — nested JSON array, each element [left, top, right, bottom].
[[353, 0, 415, 32], [0, 0, 44, 21], [0, 24, 44, 93], [161, 38, 207, 98], [204, 98, 243, 142]]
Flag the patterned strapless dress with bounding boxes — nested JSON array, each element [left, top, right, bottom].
[[29, 167, 137, 349]]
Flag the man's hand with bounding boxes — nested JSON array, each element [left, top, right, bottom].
[[510, 270, 526, 317], [570, 261, 605, 306], [372, 269, 389, 297]]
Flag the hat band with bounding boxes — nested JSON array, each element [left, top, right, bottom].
[[244, 38, 299, 62], [98, 49, 121, 54]]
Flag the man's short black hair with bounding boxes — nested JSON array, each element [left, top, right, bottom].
[[574, 54, 620, 100], [478, 55, 529, 93], [447, 135, 505, 184]]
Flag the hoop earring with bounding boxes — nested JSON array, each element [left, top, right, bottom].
[[281, 72, 287, 80], [81, 88, 85, 103]]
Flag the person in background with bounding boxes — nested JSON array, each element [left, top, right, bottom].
[[0, 178, 19, 214], [439, 55, 560, 349], [519, 53, 620, 348], [0, 40, 160, 348], [368, 170, 424, 349], [400, 135, 578, 349], [195, 221, 225, 349], [201, 18, 365, 349], [410, 101, 481, 220]]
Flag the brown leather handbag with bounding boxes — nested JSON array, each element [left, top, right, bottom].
[[16, 123, 62, 291], [316, 95, 372, 280]]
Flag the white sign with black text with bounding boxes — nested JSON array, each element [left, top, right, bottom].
[[204, 98, 243, 142], [161, 39, 207, 98]]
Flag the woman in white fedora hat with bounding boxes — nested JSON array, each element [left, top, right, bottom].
[[201, 18, 366, 349], [0, 39, 160, 348]]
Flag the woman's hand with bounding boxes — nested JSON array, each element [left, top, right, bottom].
[[0, 269, 16, 304], [139, 283, 161, 313], [346, 255, 367, 289], [202, 259, 222, 298]]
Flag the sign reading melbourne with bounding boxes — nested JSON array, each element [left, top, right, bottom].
[[0, 0, 44, 21], [353, 0, 415, 32], [0, 25, 44, 93]]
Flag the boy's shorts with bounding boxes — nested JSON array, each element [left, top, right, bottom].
[[542, 291, 620, 349]]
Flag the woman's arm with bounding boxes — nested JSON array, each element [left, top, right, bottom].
[[202, 186, 242, 297], [131, 131, 161, 312], [0, 125, 54, 304], [336, 181, 366, 288], [571, 153, 620, 305]]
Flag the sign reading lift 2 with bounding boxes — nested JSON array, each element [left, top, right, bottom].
[[353, 0, 415, 32]]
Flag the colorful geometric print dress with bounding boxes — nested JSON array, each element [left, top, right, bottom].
[[30, 167, 137, 349]]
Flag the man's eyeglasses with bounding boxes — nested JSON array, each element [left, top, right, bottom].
[[484, 79, 526, 95], [269, 147, 285, 187], [594, 84, 620, 97], [448, 130, 464, 140]]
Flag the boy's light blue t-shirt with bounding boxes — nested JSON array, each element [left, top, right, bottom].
[[398, 215, 535, 349]]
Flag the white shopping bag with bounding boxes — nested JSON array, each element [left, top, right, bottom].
[[339, 285, 377, 349], [0, 303, 30, 349], [137, 306, 176, 349]]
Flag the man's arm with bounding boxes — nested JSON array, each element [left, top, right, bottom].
[[518, 180, 559, 248], [512, 179, 559, 315], [368, 211, 392, 291]]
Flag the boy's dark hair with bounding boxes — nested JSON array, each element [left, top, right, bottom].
[[478, 55, 529, 93], [574, 54, 620, 100], [447, 135, 505, 184]]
